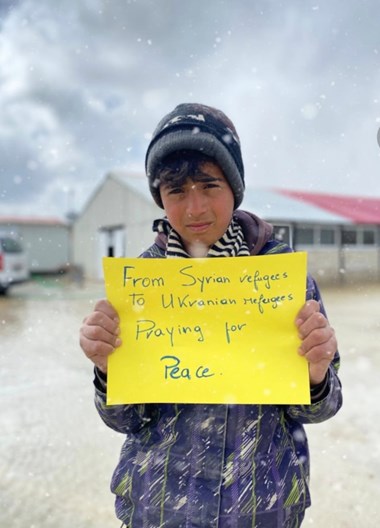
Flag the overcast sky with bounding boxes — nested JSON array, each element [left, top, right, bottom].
[[1, 0, 380, 219]]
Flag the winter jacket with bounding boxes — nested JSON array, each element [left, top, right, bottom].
[[94, 211, 342, 527]]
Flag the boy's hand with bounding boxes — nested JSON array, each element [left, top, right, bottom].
[[295, 300, 337, 386], [79, 300, 122, 373]]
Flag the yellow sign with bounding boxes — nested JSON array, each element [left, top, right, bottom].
[[103, 252, 309, 405]]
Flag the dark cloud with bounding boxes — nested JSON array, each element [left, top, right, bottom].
[[0, 0, 21, 19], [1, 0, 380, 218]]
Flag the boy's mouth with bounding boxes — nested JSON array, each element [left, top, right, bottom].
[[187, 222, 212, 233]]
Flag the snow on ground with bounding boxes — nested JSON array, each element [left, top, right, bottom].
[[0, 278, 379, 527]]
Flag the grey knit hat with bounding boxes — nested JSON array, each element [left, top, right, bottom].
[[145, 103, 245, 209]]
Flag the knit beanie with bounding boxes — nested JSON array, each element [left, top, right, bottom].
[[145, 103, 245, 209]]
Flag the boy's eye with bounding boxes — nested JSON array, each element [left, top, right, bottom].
[[167, 187, 184, 195]]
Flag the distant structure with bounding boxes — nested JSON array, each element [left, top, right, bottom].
[[72, 172, 161, 280], [0, 216, 70, 274], [72, 170, 380, 285], [244, 188, 380, 284]]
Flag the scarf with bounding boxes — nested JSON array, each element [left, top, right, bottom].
[[153, 218, 250, 258]]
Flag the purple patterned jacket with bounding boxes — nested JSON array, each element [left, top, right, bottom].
[[94, 210, 342, 527]]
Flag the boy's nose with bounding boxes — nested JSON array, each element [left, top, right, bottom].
[[186, 188, 208, 217]]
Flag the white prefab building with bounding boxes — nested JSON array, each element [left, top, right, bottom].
[[72, 170, 380, 285], [72, 172, 161, 280], [241, 190, 380, 284], [0, 217, 70, 273]]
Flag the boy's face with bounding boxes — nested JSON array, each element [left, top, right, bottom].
[[159, 162, 235, 257]]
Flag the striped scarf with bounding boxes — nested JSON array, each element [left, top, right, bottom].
[[153, 218, 250, 258]]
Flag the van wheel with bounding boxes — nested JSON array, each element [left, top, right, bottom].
[[0, 285, 8, 295]]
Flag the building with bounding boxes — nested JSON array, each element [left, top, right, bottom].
[[0, 216, 70, 274], [72, 170, 380, 285], [72, 172, 161, 280], [242, 189, 380, 284]]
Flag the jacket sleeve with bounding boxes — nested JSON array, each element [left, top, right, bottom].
[[93, 368, 157, 434], [285, 275, 343, 424]]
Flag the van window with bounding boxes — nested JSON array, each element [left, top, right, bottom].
[[0, 237, 23, 253]]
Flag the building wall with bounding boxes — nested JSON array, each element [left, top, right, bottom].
[[0, 222, 70, 273], [300, 247, 341, 284], [72, 177, 161, 280], [23, 225, 70, 272], [294, 245, 380, 285], [340, 248, 380, 283]]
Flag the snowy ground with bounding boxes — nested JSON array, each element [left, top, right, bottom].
[[0, 277, 379, 527]]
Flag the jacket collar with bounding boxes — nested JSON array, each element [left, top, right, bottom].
[[153, 209, 273, 256]]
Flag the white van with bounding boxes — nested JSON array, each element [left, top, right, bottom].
[[0, 233, 30, 294]]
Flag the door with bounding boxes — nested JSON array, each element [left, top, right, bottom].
[[97, 226, 126, 278]]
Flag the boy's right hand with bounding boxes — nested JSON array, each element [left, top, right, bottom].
[[79, 300, 122, 374]]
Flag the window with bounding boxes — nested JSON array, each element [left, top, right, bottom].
[[295, 227, 314, 245], [320, 228, 335, 245], [340, 227, 377, 246], [273, 225, 291, 245], [0, 237, 23, 253], [363, 229, 375, 245], [293, 225, 377, 247], [341, 229, 357, 245]]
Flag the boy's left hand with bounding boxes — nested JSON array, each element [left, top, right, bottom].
[[295, 300, 337, 386]]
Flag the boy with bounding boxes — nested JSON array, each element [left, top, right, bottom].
[[80, 103, 342, 527]]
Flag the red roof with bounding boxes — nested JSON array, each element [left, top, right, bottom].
[[0, 216, 67, 226], [278, 190, 380, 224]]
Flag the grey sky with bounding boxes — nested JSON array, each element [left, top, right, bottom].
[[1, 0, 380, 219]]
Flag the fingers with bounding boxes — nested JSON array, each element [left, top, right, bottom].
[[296, 300, 337, 385], [298, 314, 333, 352], [296, 301, 327, 344], [79, 299, 122, 373], [79, 336, 115, 373], [93, 299, 119, 319], [299, 331, 337, 362], [295, 299, 320, 325], [81, 322, 121, 349]]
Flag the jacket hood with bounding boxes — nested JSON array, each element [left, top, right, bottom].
[[233, 209, 273, 255]]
